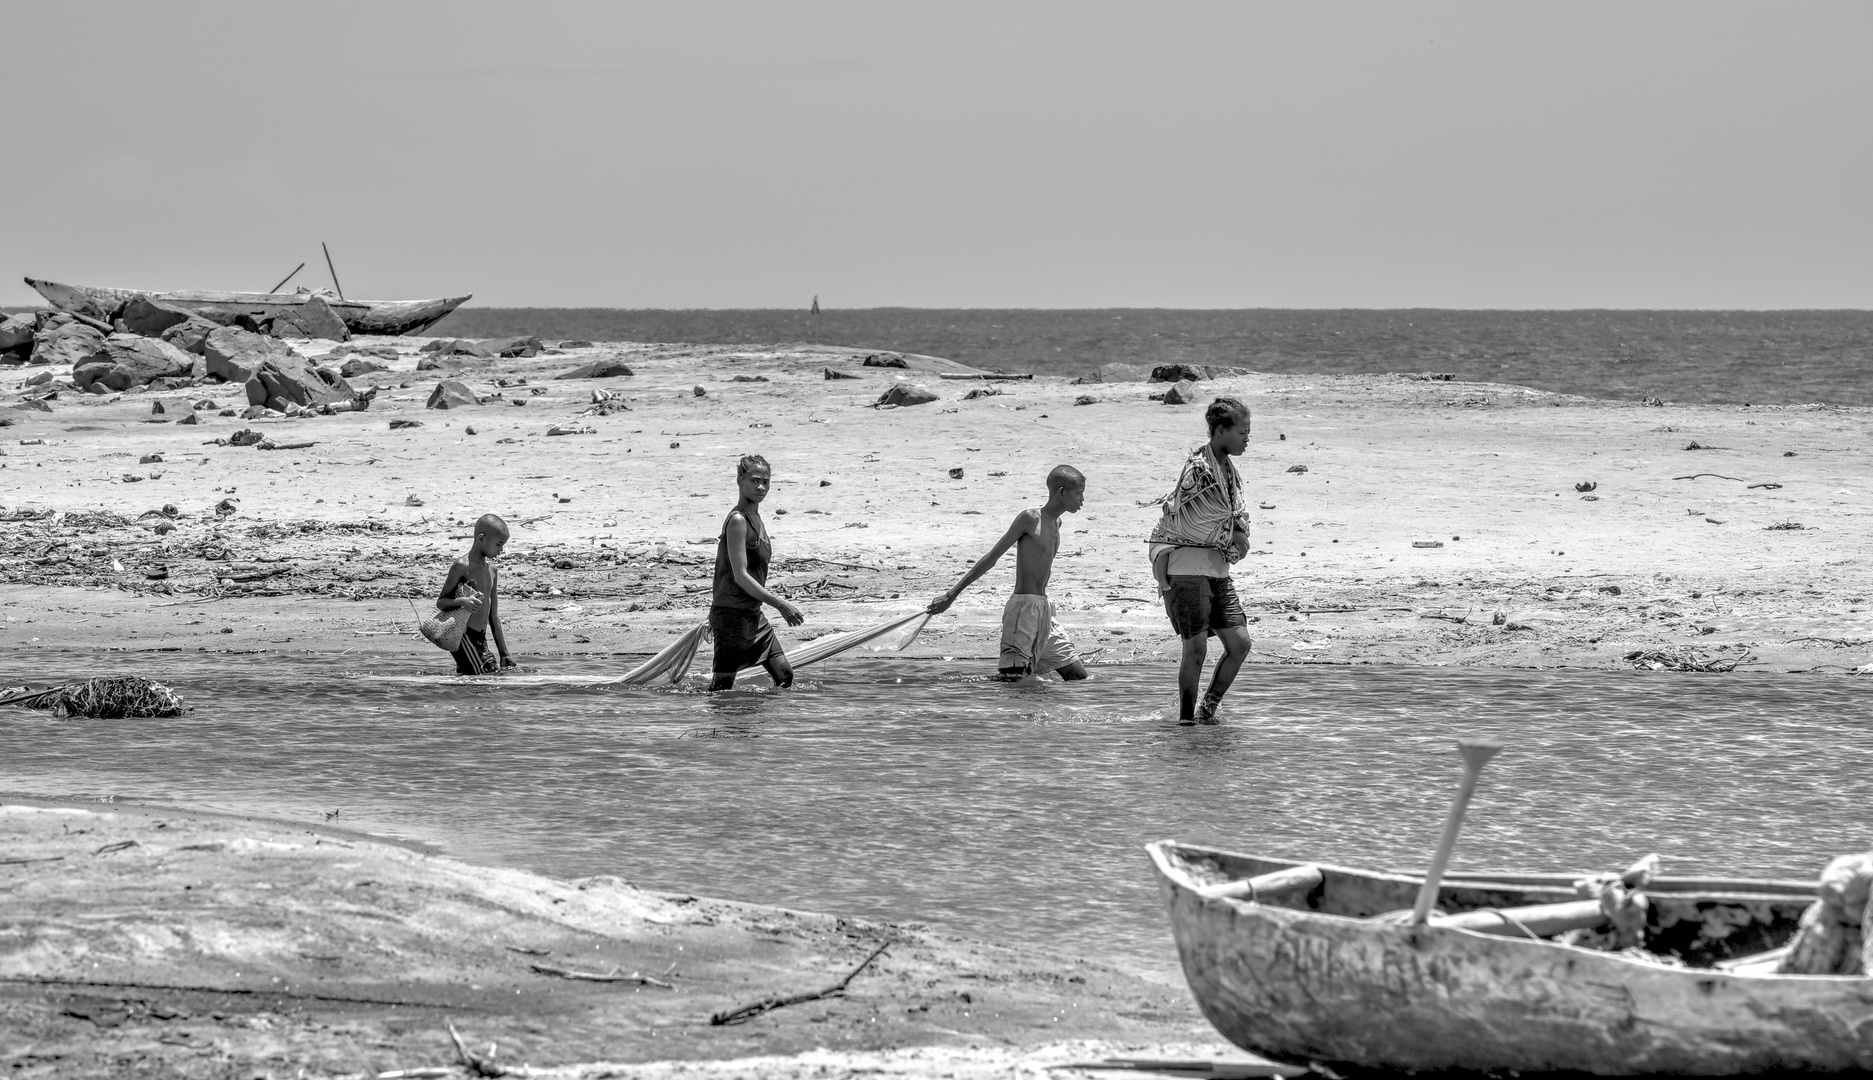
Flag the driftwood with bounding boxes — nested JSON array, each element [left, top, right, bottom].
[[1672, 472, 1744, 481], [527, 962, 672, 988], [710, 941, 890, 1026]]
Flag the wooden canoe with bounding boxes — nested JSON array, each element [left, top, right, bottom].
[[1147, 839, 1873, 1076], [25, 278, 470, 337]]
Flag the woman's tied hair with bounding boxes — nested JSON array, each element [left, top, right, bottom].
[[1206, 396, 1250, 434], [737, 453, 771, 478]]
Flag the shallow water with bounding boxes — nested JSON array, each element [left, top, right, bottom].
[[4, 649, 1869, 981]]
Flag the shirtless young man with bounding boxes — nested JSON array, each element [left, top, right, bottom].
[[927, 465, 1089, 680]]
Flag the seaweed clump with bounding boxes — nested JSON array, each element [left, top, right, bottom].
[[0, 676, 186, 718]]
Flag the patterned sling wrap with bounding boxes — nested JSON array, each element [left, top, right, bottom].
[[1147, 443, 1251, 567]]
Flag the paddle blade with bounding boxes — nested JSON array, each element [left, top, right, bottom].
[[1457, 738, 1504, 770]]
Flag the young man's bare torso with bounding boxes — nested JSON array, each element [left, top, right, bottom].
[[928, 465, 1088, 680]]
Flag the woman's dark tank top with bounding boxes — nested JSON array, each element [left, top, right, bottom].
[[711, 509, 771, 610]]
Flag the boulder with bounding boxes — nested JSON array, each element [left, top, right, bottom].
[[419, 338, 492, 358], [245, 356, 357, 412], [70, 334, 196, 393], [339, 357, 388, 378], [426, 379, 479, 410], [555, 359, 634, 379], [29, 320, 105, 369], [1162, 378, 1202, 405], [415, 354, 449, 372], [874, 383, 938, 408], [262, 296, 350, 341], [481, 335, 543, 358], [159, 316, 221, 356], [203, 327, 300, 384], [1076, 362, 1152, 384], [0, 314, 35, 353], [119, 295, 196, 336], [1151, 364, 1207, 384]]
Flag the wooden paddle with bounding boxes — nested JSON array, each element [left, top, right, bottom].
[[1410, 738, 1505, 926]]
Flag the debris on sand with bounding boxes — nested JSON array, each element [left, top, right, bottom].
[[1623, 647, 1752, 673], [0, 675, 185, 718]]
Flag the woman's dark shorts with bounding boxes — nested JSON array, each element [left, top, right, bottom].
[[709, 606, 779, 674], [1166, 575, 1247, 640]]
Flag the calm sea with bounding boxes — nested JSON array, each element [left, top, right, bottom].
[[5, 648, 1868, 982], [429, 308, 1873, 408]]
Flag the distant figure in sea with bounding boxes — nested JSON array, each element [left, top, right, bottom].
[[1149, 398, 1253, 723], [928, 466, 1089, 681], [709, 455, 805, 690], [436, 513, 515, 675], [810, 294, 820, 315]]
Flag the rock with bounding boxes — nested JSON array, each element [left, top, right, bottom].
[[481, 335, 542, 358], [558, 340, 594, 348], [12, 399, 52, 412], [146, 376, 196, 392], [25, 371, 52, 386], [875, 383, 938, 408], [555, 360, 634, 379], [0, 314, 35, 353], [1161, 378, 1202, 405], [340, 358, 388, 378], [419, 338, 494, 358], [119, 295, 196, 336], [29, 320, 105, 369], [1152, 364, 1207, 384], [71, 334, 196, 392], [1074, 394, 1098, 405], [733, 374, 769, 382], [159, 316, 220, 356], [263, 296, 350, 341], [415, 355, 448, 371], [150, 401, 165, 416], [204, 327, 301, 385], [245, 357, 357, 412], [426, 379, 479, 410], [1076, 363, 1152, 384], [862, 353, 908, 368], [823, 367, 860, 380], [693, 385, 707, 397], [240, 405, 272, 419], [176, 412, 199, 425]]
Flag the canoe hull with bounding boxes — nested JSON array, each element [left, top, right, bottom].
[[25, 278, 469, 337], [1149, 841, 1873, 1076]]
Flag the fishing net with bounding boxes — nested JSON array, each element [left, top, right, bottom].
[[0, 676, 187, 718], [610, 609, 932, 686]]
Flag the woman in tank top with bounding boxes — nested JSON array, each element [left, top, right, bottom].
[[707, 454, 804, 690]]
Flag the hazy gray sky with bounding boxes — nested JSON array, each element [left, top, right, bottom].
[[6, 2, 1868, 309]]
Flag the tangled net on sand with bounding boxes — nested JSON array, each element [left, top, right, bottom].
[[1623, 647, 1751, 673], [0, 676, 186, 718]]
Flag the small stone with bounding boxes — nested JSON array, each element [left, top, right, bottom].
[[465, 425, 477, 435], [176, 413, 199, 425], [405, 494, 425, 507], [1161, 379, 1201, 405], [874, 383, 938, 408], [693, 385, 707, 397], [555, 359, 634, 380], [948, 467, 964, 479], [426, 379, 479, 410]]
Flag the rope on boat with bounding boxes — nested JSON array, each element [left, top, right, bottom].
[[0, 676, 186, 718]]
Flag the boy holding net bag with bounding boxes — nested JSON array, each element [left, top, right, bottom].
[[425, 514, 515, 675]]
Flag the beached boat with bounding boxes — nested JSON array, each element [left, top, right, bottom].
[[24, 277, 470, 337], [1146, 840, 1870, 1076]]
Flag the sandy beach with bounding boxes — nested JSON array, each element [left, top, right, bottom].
[[1, 338, 1868, 672], [3, 337, 1870, 1077]]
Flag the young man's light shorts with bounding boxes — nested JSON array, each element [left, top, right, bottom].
[[999, 593, 1078, 675]]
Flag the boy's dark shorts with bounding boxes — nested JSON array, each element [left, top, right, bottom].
[[1166, 575, 1247, 640], [452, 625, 499, 675], [709, 606, 779, 674]]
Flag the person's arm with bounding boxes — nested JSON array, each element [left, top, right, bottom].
[[726, 514, 804, 626], [488, 571, 514, 665], [928, 511, 1032, 614], [436, 561, 482, 613]]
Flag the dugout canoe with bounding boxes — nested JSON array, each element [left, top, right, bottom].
[[1146, 839, 1872, 1076], [25, 277, 470, 336]]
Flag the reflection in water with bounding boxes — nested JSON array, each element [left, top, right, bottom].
[[3, 647, 1869, 982]]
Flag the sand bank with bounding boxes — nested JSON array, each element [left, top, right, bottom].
[[0, 337, 1868, 673], [1, 800, 1243, 1078]]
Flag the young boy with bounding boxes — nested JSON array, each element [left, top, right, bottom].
[[1149, 398, 1252, 723], [928, 465, 1089, 680], [436, 513, 515, 675]]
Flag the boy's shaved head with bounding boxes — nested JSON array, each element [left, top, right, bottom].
[[1047, 464, 1085, 492], [476, 513, 510, 539]]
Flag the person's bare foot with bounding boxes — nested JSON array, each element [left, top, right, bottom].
[[1195, 694, 1222, 724]]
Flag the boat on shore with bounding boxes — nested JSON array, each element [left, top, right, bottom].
[[1146, 839, 1868, 1076], [24, 277, 470, 337]]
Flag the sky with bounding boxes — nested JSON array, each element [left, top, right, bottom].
[[4, 2, 1869, 310]]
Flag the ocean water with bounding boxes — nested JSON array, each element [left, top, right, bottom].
[[4, 648, 1869, 982], [428, 308, 1873, 408]]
